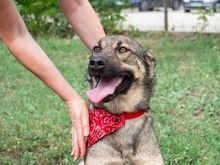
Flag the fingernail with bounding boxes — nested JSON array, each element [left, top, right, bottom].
[[83, 129, 90, 136]]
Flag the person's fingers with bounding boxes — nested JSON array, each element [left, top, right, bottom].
[[82, 107, 90, 136], [71, 118, 87, 159], [77, 106, 89, 156], [78, 138, 86, 157], [65, 98, 90, 159], [71, 127, 76, 155], [73, 141, 80, 160], [73, 119, 87, 157], [71, 127, 80, 160]]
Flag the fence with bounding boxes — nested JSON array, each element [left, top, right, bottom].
[[121, 7, 220, 33]]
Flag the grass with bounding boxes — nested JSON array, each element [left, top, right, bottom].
[[0, 33, 219, 164]]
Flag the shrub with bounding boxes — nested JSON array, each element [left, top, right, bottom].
[[15, 0, 130, 37], [90, 0, 130, 34], [15, 0, 72, 38]]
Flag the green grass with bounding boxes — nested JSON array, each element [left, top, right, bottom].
[[0, 33, 219, 164]]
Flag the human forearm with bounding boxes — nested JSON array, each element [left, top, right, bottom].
[[58, 0, 105, 51], [0, 0, 78, 101], [0, 0, 27, 42], [5, 33, 79, 102], [4, 33, 90, 159]]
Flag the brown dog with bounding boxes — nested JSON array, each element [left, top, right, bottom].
[[81, 35, 163, 165]]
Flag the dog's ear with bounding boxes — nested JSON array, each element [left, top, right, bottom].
[[143, 51, 155, 78]]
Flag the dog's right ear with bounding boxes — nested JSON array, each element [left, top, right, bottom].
[[144, 51, 155, 78]]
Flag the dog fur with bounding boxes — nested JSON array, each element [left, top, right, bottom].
[[81, 35, 164, 165]]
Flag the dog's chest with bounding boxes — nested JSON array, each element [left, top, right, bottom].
[[105, 117, 148, 150]]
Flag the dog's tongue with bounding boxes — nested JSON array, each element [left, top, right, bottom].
[[86, 77, 119, 104]]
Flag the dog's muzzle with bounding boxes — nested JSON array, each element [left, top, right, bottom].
[[89, 56, 106, 71], [87, 56, 134, 104]]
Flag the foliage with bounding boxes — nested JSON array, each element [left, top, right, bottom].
[[14, 0, 130, 37], [90, 0, 130, 34], [0, 33, 220, 164], [195, 9, 214, 33], [15, 0, 72, 38]]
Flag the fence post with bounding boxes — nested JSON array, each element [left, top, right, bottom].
[[163, 0, 168, 31]]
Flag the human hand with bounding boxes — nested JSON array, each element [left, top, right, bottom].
[[65, 98, 90, 160]]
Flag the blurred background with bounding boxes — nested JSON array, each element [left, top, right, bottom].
[[14, 0, 220, 37]]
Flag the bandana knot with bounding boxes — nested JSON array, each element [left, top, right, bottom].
[[88, 109, 147, 147]]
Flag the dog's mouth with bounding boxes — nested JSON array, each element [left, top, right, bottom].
[[86, 73, 133, 104]]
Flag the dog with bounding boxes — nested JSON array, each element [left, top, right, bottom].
[[81, 35, 164, 165]]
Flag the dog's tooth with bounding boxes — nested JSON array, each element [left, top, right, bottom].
[[117, 77, 122, 86]]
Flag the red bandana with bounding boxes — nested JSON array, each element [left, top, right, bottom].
[[88, 109, 147, 147]]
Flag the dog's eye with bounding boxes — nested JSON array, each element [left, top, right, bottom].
[[118, 47, 128, 53], [93, 46, 101, 52]]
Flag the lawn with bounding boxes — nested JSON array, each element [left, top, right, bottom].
[[0, 33, 219, 165]]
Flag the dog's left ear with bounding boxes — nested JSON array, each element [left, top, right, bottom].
[[143, 51, 155, 78]]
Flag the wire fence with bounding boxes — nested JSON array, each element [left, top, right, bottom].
[[122, 7, 220, 33]]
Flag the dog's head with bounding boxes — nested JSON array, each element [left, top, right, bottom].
[[86, 35, 155, 113]]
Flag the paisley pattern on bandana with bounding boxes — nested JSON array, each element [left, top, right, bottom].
[[88, 109, 125, 147], [88, 109, 147, 147]]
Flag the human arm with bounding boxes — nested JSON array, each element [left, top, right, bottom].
[[58, 0, 105, 51], [58, 0, 105, 159], [0, 0, 100, 160]]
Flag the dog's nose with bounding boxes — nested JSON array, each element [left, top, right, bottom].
[[89, 56, 106, 70]]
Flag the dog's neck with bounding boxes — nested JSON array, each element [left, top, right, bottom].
[[88, 108, 148, 147], [90, 108, 148, 120]]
